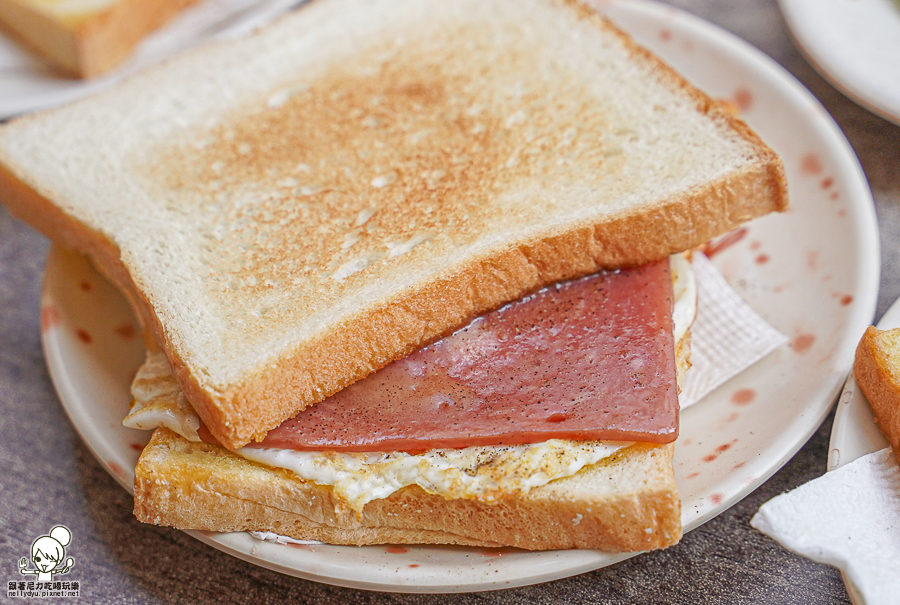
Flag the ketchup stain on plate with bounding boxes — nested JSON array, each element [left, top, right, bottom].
[[839, 295, 854, 306], [755, 253, 770, 265], [40, 305, 61, 332], [709, 493, 724, 505], [659, 28, 672, 41], [385, 546, 409, 554], [702, 439, 738, 463], [734, 87, 753, 112], [791, 334, 816, 354], [820, 177, 834, 189], [107, 461, 129, 483], [114, 323, 136, 339], [731, 388, 756, 405], [76, 329, 92, 344], [800, 153, 823, 175]]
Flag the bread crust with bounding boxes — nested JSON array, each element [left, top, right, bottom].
[[0, 0, 788, 449], [134, 428, 682, 551], [853, 327, 900, 465], [0, 0, 203, 78]]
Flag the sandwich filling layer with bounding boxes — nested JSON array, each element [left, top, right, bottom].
[[126, 255, 694, 510]]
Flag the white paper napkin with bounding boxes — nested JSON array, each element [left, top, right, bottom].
[[751, 448, 900, 605], [681, 253, 787, 409]]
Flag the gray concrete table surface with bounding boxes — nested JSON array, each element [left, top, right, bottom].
[[1, 0, 898, 602]]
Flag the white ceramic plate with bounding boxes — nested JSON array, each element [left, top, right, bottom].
[[0, 0, 301, 119], [828, 299, 899, 605], [779, 0, 900, 127], [39, 0, 879, 593]]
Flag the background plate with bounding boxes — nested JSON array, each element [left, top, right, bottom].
[[778, 0, 900, 127], [40, 0, 879, 593]]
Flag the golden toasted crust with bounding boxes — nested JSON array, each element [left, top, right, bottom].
[[134, 428, 682, 551], [0, 0, 203, 77], [853, 327, 900, 465]]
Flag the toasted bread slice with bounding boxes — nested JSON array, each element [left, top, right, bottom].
[[0, 0, 787, 449], [853, 326, 900, 464], [135, 428, 681, 551], [0, 0, 203, 78]]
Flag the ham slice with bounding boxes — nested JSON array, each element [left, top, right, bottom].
[[239, 259, 678, 452]]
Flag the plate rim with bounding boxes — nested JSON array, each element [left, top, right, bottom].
[[778, 0, 900, 127]]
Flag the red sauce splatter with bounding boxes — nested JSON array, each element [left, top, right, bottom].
[[710, 493, 724, 505], [773, 285, 784, 293], [731, 388, 756, 405], [114, 323, 136, 339], [385, 546, 409, 554], [734, 88, 753, 112], [820, 177, 834, 189], [732, 461, 746, 470], [840, 295, 853, 306], [702, 454, 717, 463], [801, 153, 823, 175], [792, 334, 815, 354], [41, 305, 61, 332], [686, 472, 700, 479], [704, 227, 748, 258], [807, 251, 819, 271], [76, 329, 93, 344], [726, 412, 740, 422], [409, 564, 420, 568], [755, 254, 770, 265], [830, 191, 840, 200], [129, 443, 145, 451], [716, 439, 738, 453], [659, 28, 672, 41], [750, 240, 761, 250], [107, 461, 128, 482], [837, 208, 847, 217]]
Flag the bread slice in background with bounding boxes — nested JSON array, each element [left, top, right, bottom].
[[853, 327, 900, 464], [0, 0, 203, 78], [0, 0, 788, 449], [135, 428, 681, 551]]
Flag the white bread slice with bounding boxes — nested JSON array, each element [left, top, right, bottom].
[[853, 327, 900, 465], [0, 0, 787, 449], [0, 0, 203, 77], [135, 428, 681, 551]]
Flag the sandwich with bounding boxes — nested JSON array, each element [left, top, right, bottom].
[[0, 0, 204, 78], [0, 0, 788, 551]]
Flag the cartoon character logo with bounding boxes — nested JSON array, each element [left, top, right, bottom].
[[18, 526, 74, 582]]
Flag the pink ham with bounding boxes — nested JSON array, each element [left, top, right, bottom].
[[237, 259, 679, 452]]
